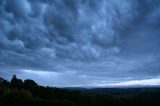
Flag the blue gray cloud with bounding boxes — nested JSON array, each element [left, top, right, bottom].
[[0, 0, 160, 87]]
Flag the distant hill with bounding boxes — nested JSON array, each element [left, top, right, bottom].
[[64, 87, 160, 95]]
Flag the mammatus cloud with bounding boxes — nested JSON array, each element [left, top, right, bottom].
[[0, 0, 160, 87]]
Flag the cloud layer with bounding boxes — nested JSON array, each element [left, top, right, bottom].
[[0, 0, 160, 87]]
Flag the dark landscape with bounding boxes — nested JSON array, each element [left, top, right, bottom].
[[0, 75, 160, 106]]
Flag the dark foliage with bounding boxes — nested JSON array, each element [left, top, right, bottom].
[[0, 76, 160, 106], [11, 75, 23, 88], [24, 79, 38, 89]]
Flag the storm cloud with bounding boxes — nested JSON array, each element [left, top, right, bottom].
[[0, 0, 160, 87]]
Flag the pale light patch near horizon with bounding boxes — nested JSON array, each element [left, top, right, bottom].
[[96, 77, 160, 87]]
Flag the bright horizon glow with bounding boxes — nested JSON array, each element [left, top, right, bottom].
[[96, 78, 160, 87]]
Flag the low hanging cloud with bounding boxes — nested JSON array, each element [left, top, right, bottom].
[[0, 0, 160, 87]]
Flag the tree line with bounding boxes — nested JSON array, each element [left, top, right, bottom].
[[0, 75, 160, 106]]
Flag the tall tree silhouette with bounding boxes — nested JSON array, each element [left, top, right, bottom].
[[11, 75, 23, 88]]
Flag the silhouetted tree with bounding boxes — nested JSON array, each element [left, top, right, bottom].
[[0, 77, 10, 86], [24, 79, 38, 89], [11, 75, 23, 88], [0, 77, 4, 84]]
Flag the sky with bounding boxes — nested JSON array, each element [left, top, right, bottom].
[[0, 0, 160, 87]]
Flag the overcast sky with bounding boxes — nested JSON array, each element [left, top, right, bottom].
[[0, 0, 160, 87]]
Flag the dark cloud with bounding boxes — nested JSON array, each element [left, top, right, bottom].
[[0, 0, 160, 87]]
